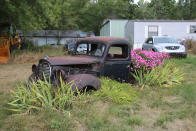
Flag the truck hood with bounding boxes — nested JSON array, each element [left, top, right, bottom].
[[41, 56, 100, 66]]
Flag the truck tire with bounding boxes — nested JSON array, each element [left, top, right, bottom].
[[28, 73, 37, 83], [66, 74, 101, 93]]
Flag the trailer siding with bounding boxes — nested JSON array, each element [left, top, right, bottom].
[[134, 22, 196, 49]]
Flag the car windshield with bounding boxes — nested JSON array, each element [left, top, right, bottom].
[[76, 42, 105, 57], [154, 37, 177, 44]]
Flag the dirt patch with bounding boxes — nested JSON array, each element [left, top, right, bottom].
[[166, 119, 196, 131], [135, 103, 162, 130], [163, 96, 182, 104], [93, 101, 109, 115], [0, 64, 32, 92]]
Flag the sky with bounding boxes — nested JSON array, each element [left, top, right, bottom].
[[134, 0, 178, 3], [134, 0, 151, 3]]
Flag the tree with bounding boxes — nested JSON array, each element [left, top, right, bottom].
[[134, 0, 155, 19], [0, 0, 195, 34], [148, 0, 176, 19]]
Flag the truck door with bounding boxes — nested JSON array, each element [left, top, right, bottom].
[[102, 44, 131, 82]]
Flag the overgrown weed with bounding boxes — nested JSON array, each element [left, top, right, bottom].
[[8, 77, 79, 113], [10, 44, 66, 64], [95, 78, 137, 104]]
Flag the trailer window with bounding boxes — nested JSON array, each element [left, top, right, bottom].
[[190, 25, 196, 33], [148, 26, 158, 37]]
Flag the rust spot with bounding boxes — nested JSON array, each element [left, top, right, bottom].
[[78, 36, 125, 43], [42, 56, 99, 66], [66, 74, 101, 92]]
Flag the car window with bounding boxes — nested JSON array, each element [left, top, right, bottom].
[[107, 44, 128, 60], [146, 38, 153, 44], [76, 44, 87, 54], [76, 43, 105, 57], [154, 37, 177, 44]]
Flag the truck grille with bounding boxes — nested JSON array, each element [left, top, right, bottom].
[[165, 46, 180, 50], [38, 62, 51, 80]]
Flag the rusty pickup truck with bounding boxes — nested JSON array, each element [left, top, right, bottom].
[[30, 37, 131, 92]]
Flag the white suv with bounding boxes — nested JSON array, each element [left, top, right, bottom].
[[142, 36, 187, 58]]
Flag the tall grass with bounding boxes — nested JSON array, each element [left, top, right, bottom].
[[8, 78, 76, 113], [132, 61, 184, 88], [10, 45, 66, 64], [144, 62, 184, 88], [185, 39, 196, 54], [95, 78, 137, 104]]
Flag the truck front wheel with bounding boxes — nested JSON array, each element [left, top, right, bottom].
[[66, 74, 101, 93]]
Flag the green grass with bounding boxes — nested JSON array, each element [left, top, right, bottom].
[[126, 117, 142, 126], [95, 78, 137, 104], [0, 55, 196, 130]]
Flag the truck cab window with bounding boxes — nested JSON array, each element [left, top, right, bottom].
[[107, 44, 128, 60], [76, 43, 105, 57]]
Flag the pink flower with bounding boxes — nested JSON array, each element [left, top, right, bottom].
[[130, 49, 170, 71]]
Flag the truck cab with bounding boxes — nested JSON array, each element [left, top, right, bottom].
[[73, 37, 131, 81], [30, 37, 131, 92]]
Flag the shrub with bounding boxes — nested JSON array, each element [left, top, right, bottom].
[[130, 49, 184, 88], [95, 78, 137, 104], [144, 62, 184, 88], [185, 39, 196, 54], [130, 49, 170, 87], [131, 49, 169, 71], [8, 78, 76, 113], [21, 40, 40, 52]]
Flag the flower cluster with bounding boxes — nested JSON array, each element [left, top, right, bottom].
[[131, 49, 170, 71]]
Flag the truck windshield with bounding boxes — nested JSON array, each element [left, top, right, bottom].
[[154, 37, 177, 44], [76, 43, 105, 57]]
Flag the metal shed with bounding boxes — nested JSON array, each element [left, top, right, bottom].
[[17, 30, 95, 46], [100, 19, 128, 38]]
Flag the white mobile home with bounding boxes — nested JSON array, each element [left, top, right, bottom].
[[125, 20, 196, 49]]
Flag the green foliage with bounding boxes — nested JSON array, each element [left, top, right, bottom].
[[50, 119, 62, 129], [126, 117, 142, 126], [145, 62, 184, 88], [8, 78, 76, 113], [20, 40, 45, 52], [131, 67, 146, 87], [132, 61, 184, 88], [1, 0, 195, 34], [181, 83, 196, 104], [86, 116, 109, 130], [155, 115, 172, 128], [95, 78, 137, 104]]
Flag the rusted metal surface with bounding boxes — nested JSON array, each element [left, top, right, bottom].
[[77, 36, 128, 44], [41, 56, 99, 66], [66, 74, 101, 92], [30, 36, 132, 91]]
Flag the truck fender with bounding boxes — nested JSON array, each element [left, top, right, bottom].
[[66, 74, 101, 93]]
